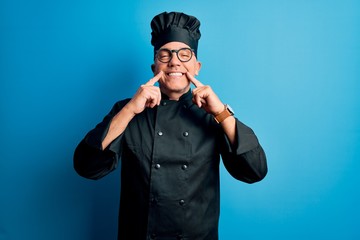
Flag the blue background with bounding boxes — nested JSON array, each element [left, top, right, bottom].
[[1, 0, 359, 239]]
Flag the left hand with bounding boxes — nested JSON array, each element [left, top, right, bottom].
[[186, 72, 225, 116]]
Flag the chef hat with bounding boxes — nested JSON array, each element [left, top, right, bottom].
[[151, 12, 201, 57]]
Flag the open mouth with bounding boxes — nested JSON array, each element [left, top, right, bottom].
[[167, 72, 184, 77]]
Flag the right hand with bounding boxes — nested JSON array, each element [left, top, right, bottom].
[[125, 71, 163, 115]]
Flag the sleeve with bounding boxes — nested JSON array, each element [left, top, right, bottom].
[[73, 99, 130, 180], [220, 119, 268, 184]]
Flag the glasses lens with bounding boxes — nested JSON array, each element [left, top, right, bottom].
[[157, 49, 172, 63], [178, 48, 192, 62], [156, 48, 193, 63]]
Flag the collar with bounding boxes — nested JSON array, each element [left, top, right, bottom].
[[161, 89, 192, 102]]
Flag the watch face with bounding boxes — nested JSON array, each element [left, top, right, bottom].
[[226, 104, 235, 115]]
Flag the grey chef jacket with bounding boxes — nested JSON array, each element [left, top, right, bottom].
[[74, 90, 267, 240]]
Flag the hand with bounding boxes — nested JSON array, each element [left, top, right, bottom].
[[125, 71, 163, 115], [186, 72, 224, 116]]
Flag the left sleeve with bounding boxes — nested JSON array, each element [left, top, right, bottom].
[[73, 100, 128, 180], [220, 119, 268, 183]]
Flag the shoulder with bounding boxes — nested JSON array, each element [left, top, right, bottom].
[[107, 98, 131, 116], [112, 98, 131, 109]]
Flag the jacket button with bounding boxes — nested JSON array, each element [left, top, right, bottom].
[[158, 131, 163, 136], [150, 233, 156, 239], [155, 164, 161, 169], [179, 199, 185, 206], [150, 197, 157, 205], [183, 131, 189, 137], [181, 164, 188, 170], [162, 101, 167, 106]]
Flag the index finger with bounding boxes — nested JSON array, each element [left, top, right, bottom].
[[145, 71, 164, 86], [186, 72, 204, 88]]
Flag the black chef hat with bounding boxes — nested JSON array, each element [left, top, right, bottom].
[[151, 12, 201, 57]]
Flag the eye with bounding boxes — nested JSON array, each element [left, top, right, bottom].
[[178, 49, 192, 60], [159, 52, 170, 58], [179, 52, 190, 57], [157, 49, 171, 61]]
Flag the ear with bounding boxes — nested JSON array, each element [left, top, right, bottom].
[[151, 64, 155, 73], [195, 61, 202, 76]]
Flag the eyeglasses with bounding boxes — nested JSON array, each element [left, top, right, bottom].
[[155, 48, 194, 63]]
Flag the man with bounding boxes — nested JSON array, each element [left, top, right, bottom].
[[74, 11, 267, 240]]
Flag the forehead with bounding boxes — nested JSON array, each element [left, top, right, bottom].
[[160, 41, 191, 50]]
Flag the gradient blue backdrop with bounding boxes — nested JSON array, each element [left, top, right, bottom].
[[1, 0, 359, 239]]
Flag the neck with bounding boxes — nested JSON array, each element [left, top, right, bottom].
[[160, 86, 190, 101], [162, 92, 182, 101]]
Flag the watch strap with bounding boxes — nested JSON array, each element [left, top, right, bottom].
[[214, 105, 234, 123]]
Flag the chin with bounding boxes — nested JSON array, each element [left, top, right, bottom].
[[161, 83, 190, 95]]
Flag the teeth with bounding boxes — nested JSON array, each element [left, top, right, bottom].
[[168, 72, 183, 76]]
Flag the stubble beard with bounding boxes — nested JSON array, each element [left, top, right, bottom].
[[159, 81, 191, 99]]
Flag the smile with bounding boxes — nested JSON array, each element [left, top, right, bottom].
[[167, 72, 184, 77]]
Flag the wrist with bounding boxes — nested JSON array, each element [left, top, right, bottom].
[[122, 103, 137, 117], [213, 104, 226, 116], [213, 104, 235, 124]]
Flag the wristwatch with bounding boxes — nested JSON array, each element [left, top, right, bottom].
[[214, 104, 235, 123]]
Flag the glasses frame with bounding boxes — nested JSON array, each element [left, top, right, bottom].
[[155, 47, 194, 63]]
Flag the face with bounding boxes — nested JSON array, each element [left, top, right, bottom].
[[152, 41, 201, 100]]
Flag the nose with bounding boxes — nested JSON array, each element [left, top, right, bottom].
[[168, 52, 181, 66]]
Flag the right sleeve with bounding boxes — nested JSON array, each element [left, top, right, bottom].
[[73, 99, 130, 180]]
